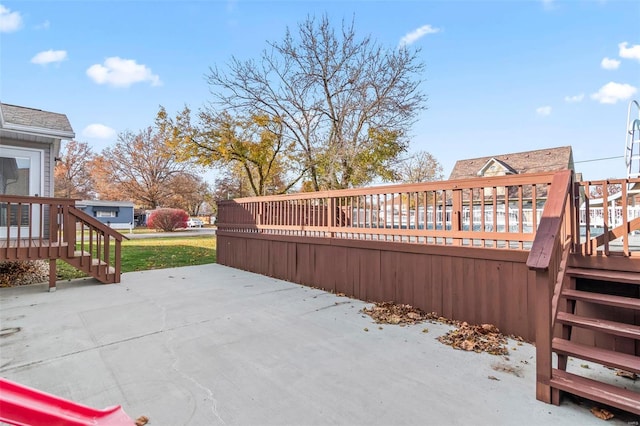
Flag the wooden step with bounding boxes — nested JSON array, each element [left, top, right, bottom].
[[556, 312, 640, 340], [550, 369, 640, 415], [566, 267, 640, 285], [552, 338, 640, 374], [561, 289, 640, 310]]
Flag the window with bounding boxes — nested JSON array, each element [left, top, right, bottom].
[[96, 210, 117, 218]]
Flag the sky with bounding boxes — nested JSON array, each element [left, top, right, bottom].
[[1, 0, 639, 185]]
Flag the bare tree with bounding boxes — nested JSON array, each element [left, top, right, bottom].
[[206, 14, 426, 190], [396, 150, 443, 183], [165, 173, 211, 215], [54, 140, 95, 199], [92, 127, 193, 209]]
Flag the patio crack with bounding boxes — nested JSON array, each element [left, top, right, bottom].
[[156, 301, 226, 425]]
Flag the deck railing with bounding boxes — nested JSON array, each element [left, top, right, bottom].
[[573, 178, 640, 256], [218, 172, 560, 250], [0, 195, 125, 287]]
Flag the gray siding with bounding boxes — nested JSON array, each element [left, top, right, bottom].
[[0, 135, 55, 198], [78, 204, 135, 228]]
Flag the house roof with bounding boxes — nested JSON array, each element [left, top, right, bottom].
[[0, 102, 75, 139], [77, 200, 136, 208], [449, 146, 574, 181], [476, 158, 518, 176]]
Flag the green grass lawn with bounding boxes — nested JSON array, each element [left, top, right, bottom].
[[56, 236, 217, 281]]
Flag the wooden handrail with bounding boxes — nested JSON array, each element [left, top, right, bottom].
[[67, 206, 129, 242], [526, 170, 573, 270], [525, 169, 573, 405], [224, 171, 560, 203]]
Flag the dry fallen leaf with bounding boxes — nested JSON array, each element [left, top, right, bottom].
[[615, 370, 638, 380], [135, 416, 149, 426], [488, 376, 500, 381], [360, 302, 441, 325], [590, 407, 614, 420], [437, 322, 509, 356]]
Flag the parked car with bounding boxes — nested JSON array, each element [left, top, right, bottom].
[[187, 218, 204, 228]]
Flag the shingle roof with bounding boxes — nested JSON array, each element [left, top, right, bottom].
[[448, 146, 574, 180], [0, 102, 74, 136]]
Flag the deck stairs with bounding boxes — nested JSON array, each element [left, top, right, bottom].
[[550, 258, 640, 415], [1, 196, 124, 287]]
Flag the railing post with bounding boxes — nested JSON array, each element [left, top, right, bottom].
[[328, 197, 335, 238], [534, 268, 552, 403], [64, 204, 76, 258], [452, 188, 462, 245], [48, 258, 57, 292]]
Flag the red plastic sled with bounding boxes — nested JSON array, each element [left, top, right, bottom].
[[0, 377, 135, 425]]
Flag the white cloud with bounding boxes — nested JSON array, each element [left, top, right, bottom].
[[86, 57, 162, 88], [600, 57, 620, 70], [31, 49, 68, 65], [590, 82, 637, 104], [536, 106, 552, 116], [541, 0, 557, 11], [82, 124, 116, 139], [35, 20, 50, 30], [564, 94, 584, 103], [399, 24, 440, 47], [619, 42, 640, 62], [0, 5, 23, 33]]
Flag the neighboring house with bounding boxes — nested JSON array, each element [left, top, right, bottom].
[[76, 200, 135, 230], [448, 146, 575, 201], [449, 146, 575, 180], [1, 102, 75, 238]]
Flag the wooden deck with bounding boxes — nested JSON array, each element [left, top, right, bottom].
[[1, 195, 124, 287]]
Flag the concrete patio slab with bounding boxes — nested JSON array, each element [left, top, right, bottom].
[[0, 264, 636, 425]]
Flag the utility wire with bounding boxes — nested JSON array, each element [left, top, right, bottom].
[[574, 155, 623, 164]]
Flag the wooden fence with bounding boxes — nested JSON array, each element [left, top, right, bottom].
[[217, 172, 565, 341], [217, 172, 640, 342]]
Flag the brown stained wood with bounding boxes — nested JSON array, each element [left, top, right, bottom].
[[562, 289, 640, 310], [552, 338, 640, 373], [332, 245, 349, 296], [441, 255, 454, 319], [427, 254, 440, 316], [527, 170, 572, 270], [569, 254, 640, 273], [556, 311, 640, 339], [566, 267, 640, 284], [462, 257, 476, 324], [535, 269, 553, 404], [550, 369, 640, 415], [586, 217, 640, 254]]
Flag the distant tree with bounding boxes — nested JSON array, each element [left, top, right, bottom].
[[163, 107, 301, 196], [92, 125, 193, 209], [54, 140, 95, 199], [205, 14, 427, 190], [211, 165, 256, 200], [165, 173, 211, 216], [395, 151, 443, 183], [589, 180, 623, 202]]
